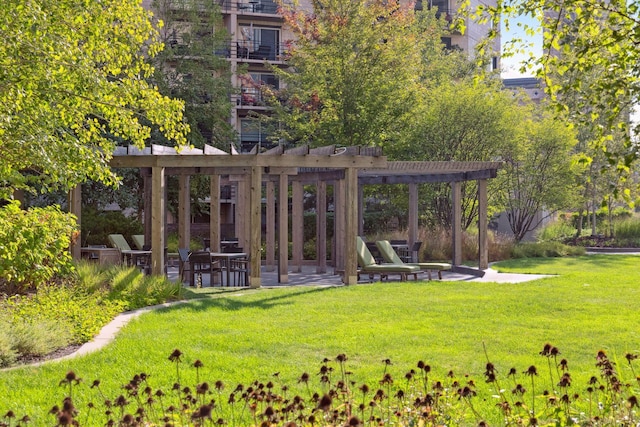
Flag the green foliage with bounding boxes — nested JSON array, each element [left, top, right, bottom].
[[0, 0, 188, 198], [480, 0, 640, 175], [105, 265, 182, 311], [0, 315, 17, 368], [0, 201, 77, 293], [165, 233, 204, 253], [536, 218, 576, 242], [271, 0, 437, 147], [150, 0, 235, 148], [495, 106, 579, 242], [9, 319, 71, 357], [613, 217, 640, 239], [511, 241, 586, 258], [3, 283, 124, 344], [80, 206, 143, 246], [391, 80, 519, 230], [0, 262, 182, 368]]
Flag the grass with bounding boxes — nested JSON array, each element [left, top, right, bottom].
[[2, 254, 640, 424]]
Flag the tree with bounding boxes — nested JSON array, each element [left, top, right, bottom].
[[495, 105, 579, 241], [388, 78, 519, 229], [269, 0, 437, 148], [150, 0, 236, 149], [0, 0, 189, 199], [480, 0, 640, 170]]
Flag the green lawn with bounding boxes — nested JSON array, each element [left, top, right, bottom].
[[2, 254, 640, 425]]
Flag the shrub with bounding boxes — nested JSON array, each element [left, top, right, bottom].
[[9, 319, 71, 356], [511, 241, 586, 258], [0, 201, 77, 293], [613, 216, 640, 240], [537, 217, 576, 242], [0, 315, 17, 368], [80, 206, 142, 246], [3, 283, 124, 343], [1, 263, 181, 368]]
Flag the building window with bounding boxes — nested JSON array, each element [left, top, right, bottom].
[[240, 118, 271, 152], [239, 26, 279, 60]]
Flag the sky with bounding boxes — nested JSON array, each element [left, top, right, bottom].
[[499, 13, 542, 79]]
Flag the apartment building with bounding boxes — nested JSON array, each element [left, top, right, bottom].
[[144, 0, 499, 154]]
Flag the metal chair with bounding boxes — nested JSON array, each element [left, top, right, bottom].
[[178, 248, 191, 283], [409, 241, 423, 263], [223, 246, 248, 286], [189, 251, 222, 287]]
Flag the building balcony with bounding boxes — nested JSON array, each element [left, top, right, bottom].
[[218, 0, 292, 15], [216, 41, 287, 63]]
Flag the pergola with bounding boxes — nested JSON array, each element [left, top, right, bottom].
[[69, 144, 501, 285]]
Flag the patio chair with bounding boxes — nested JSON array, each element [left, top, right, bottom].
[[178, 248, 191, 283], [108, 234, 132, 251], [376, 240, 451, 280], [356, 236, 420, 282], [189, 251, 223, 287], [132, 234, 145, 250]]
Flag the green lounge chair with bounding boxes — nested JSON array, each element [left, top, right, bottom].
[[356, 236, 420, 281], [376, 240, 451, 280], [132, 234, 145, 250], [108, 234, 132, 251]]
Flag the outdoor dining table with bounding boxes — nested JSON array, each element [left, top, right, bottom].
[[211, 252, 248, 286], [121, 249, 152, 269]]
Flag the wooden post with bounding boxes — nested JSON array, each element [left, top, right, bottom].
[[235, 178, 246, 249], [357, 183, 364, 236], [278, 174, 289, 282], [249, 166, 262, 288], [151, 166, 166, 275], [451, 181, 462, 266], [68, 185, 82, 260], [344, 168, 358, 285], [478, 179, 489, 269], [316, 180, 327, 273], [210, 174, 221, 252], [178, 175, 190, 250], [334, 179, 345, 275], [266, 180, 276, 272], [291, 180, 303, 273], [408, 183, 418, 248], [143, 170, 152, 245]]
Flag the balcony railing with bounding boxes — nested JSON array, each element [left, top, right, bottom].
[[215, 41, 286, 61], [218, 0, 292, 14]]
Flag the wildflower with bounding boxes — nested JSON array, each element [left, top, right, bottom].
[[539, 343, 552, 356], [557, 373, 571, 387], [628, 395, 639, 408], [381, 358, 391, 366], [193, 360, 204, 368], [168, 349, 183, 362], [298, 372, 310, 384], [512, 384, 526, 395], [215, 380, 224, 391], [197, 382, 210, 395], [559, 359, 568, 371], [318, 394, 332, 411], [523, 366, 538, 376], [336, 354, 348, 362]]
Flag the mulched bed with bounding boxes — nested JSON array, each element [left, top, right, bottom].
[[13, 344, 83, 367]]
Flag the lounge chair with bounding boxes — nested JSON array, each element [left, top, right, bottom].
[[108, 234, 132, 251], [376, 240, 451, 280], [356, 236, 420, 281], [132, 234, 145, 250]]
